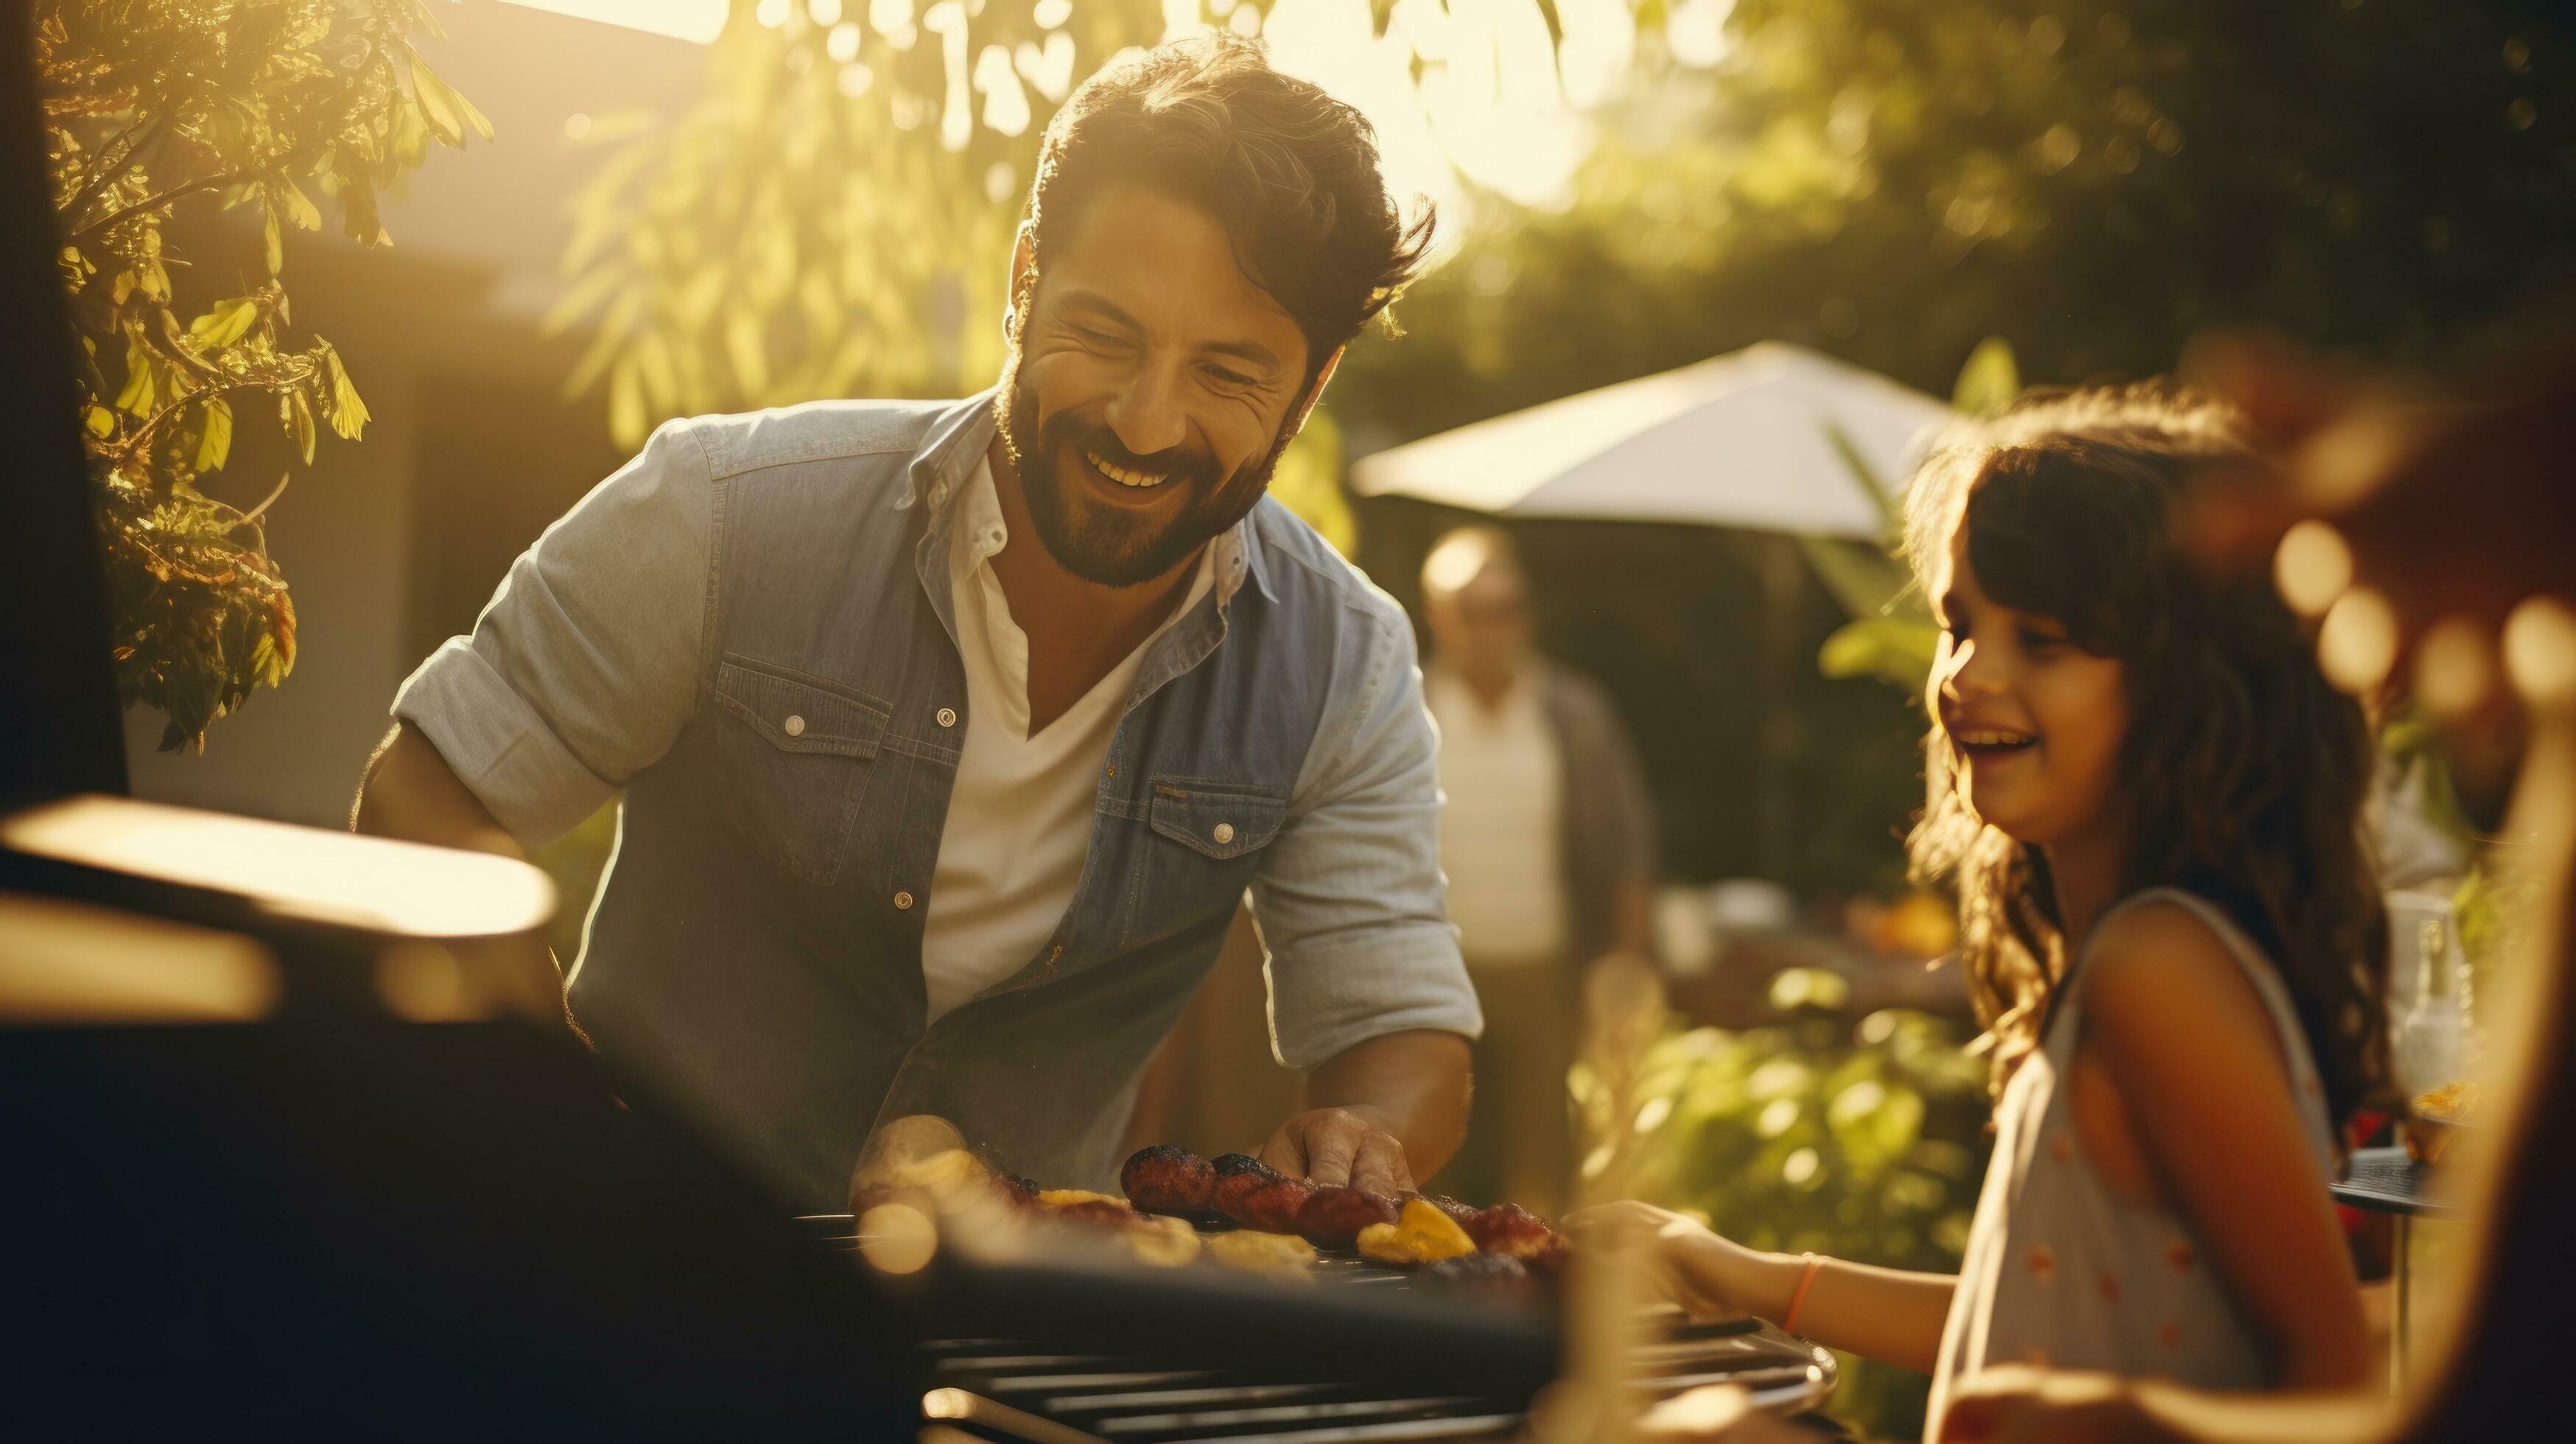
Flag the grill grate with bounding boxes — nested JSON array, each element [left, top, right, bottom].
[[806, 1215, 1836, 1442]]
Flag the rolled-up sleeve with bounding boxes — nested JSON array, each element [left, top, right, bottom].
[[392, 419, 713, 847], [1252, 602, 1481, 1069]]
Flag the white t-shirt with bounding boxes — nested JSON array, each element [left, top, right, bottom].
[[921, 459, 1218, 1021], [1425, 669, 1566, 968]]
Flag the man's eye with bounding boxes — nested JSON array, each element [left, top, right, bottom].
[[1203, 364, 1257, 388], [2019, 628, 2066, 651]]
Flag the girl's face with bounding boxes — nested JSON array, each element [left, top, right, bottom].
[[1928, 528, 2130, 848]]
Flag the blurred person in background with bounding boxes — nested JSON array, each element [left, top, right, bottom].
[[1419, 525, 1657, 1214], [351, 36, 1484, 1210]]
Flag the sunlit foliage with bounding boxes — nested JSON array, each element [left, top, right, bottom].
[[1807, 337, 2016, 695], [40, 0, 487, 750], [1577, 969, 1992, 1439], [1342, 0, 2576, 442], [550, 0, 1171, 448]]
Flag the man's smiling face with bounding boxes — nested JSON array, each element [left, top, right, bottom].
[[997, 183, 1317, 588]]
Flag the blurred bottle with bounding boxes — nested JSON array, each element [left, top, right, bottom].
[[2393, 917, 2465, 1098]]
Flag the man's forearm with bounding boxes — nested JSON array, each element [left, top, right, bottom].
[[353, 724, 523, 858], [1304, 1028, 1473, 1180]]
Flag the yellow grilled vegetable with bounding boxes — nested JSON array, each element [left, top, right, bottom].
[[1204, 1229, 1319, 1281], [1125, 1214, 1204, 1267], [1356, 1198, 1478, 1267]]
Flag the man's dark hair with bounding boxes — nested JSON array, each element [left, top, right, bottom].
[[1021, 35, 1434, 378]]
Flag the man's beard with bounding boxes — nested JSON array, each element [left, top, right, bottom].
[[995, 362, 1295, 589]]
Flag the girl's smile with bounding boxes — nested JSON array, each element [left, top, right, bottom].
[[1929, 530, 2129, 849]]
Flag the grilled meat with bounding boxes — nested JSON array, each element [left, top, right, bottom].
[[1465, 1202, 1560, 1259], [1120, 1145, 1216, 1215], [1232, 1176, 1316, 1233], [1295, 1185, 1400, 1249], [1207, 1153, 1284, 1219]]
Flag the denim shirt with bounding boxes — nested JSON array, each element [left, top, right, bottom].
[[393, 392, 1479, 1205]]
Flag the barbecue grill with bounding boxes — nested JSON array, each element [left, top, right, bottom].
[[801, 1214, 1842, 1443]]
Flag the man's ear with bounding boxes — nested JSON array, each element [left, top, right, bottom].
[[1287, 346, 1345, 437], [1003, 220, 1037, 341]]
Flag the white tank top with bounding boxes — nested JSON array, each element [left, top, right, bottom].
[[1923, 888, 2338, 1440]]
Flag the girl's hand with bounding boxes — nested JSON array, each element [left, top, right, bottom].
[[1564, 1200, 1765, 1318], [1938, 1366, 2165, 1444]]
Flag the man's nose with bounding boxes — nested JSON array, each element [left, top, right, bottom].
[[1103, 362, 1188, 458]]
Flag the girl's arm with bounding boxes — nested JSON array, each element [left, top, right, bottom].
[[1565, 1202, 1956, 1375], [2079, 903, 2374, 1390], [1937, 1364, 2390, 1444]]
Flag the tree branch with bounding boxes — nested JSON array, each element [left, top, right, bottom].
[[112, 376, 292, 463], [60, 113, 165, 232], [71, 167, 265, 248], [234, 471, 292, 528]]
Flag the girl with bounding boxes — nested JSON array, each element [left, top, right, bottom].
[[1574, 385, 2390, 1433]]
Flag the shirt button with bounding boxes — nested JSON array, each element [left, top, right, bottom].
[[782, 714, 806, 737], [936, 707, 958, 728], [1105, 764, 1117, 779], [893, 891, 914, 910], [1212, 822, 1235, 845]]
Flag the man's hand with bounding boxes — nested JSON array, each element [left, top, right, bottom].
[[1267, 1030, 1471, 1192], [1260, 1105, 1415, 1194]]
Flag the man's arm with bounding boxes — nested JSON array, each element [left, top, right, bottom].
[[353, 724, 523, 858], [366, 417, 712, 855], [1249, 598, 1484, 1195], [1260, 1028, 1470, 1194]]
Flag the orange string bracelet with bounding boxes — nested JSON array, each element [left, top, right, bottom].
[[1781, 1252, 1825, 1336]]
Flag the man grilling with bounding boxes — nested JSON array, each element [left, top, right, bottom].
[[353, 37, 1479, 1208]]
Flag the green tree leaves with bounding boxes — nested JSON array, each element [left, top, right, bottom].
[[41, 0, 480, 749], [187, 296, 262, 348], [407, 49, 494, 147], [552, 0, 1165, 449], [193, 394, 233, 472]]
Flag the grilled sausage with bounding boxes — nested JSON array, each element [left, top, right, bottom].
[[1295, 1185, 1400, 1249], [1120, 1145, 1216, 1215]]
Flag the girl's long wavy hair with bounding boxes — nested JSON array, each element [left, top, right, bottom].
[[1903, 383, 2390, 1129]]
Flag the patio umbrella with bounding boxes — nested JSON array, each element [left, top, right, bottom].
[[1348, 342, 1953, 539]]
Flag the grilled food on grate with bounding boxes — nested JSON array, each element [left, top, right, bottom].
[[1356, 1198, 1480, 1267], [1295, 1184, 1403, 1249], [1119, 1143, 1217, 1213], [1201, 1227, 1321, 1280], [1111, 1145, 1571, 1277]]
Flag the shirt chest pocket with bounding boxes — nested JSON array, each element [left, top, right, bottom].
[[1122, 777, 1289, 946], [709, 654, 891, 886]]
